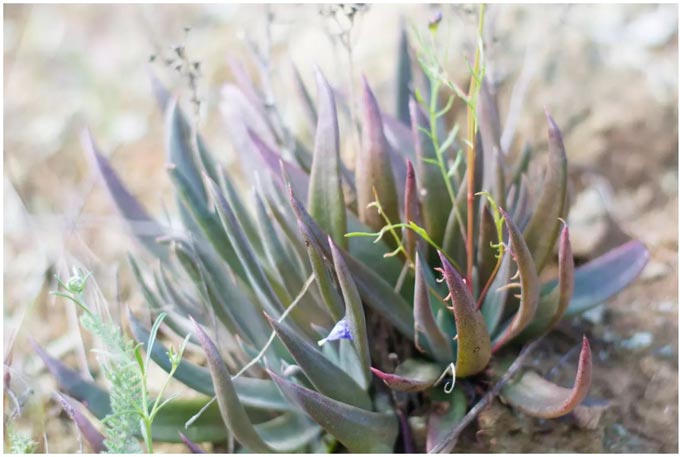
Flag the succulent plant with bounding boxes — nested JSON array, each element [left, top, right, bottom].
[[37, 14, 649, 454]]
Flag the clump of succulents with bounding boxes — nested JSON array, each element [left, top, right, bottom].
[[37, 12, 648, 453]]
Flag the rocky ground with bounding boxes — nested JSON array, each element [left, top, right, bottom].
[[4, 4, 678, 453]]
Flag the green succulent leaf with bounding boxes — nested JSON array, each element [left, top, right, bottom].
[[409, 97, 452, 248], [356, 76, 400, 233], [308, 68, 347, 248], [562, 239, 649, 317], [491, 209, 540, 352], [426, 387, 467, 452], [395, 24, 413, 125], [477, 78, 506, 208], [370, 359, 442, 393], [191, 318, 275, 452], [414, 253, 453, 362], [480, 249, 512, 337], [519, 223, 574, 339], [403, 160, 423, 259], [82, 130, 168, 261], [289, 188, 414, 338], [268, 370, 398, 453], [438, 252, 491, 377], [522, 112, 568, 272], [266, 314, 371, 410], [501, 336, 592, 419], [292, 63, 318, 128], [329, 238, 372, 389]]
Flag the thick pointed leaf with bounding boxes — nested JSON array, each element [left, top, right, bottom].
[[414, 253, 453, 362], [522, 112, 568, 272], [192, 318, 275, 452], [492, 209, 540, 352], [268, 370, 398, 453], [54, 392, 106, 453], [168, 166, 246, 283], [179, 433, 206, 453], [477, 78, 506, 207], [409, 98, 451, 248], [356, 76, 400, 233], [266, 314, 371, 410], [329, 238, 372, 388], [81, 130, 167, 260], [254, 412, 321, 452], [477, 204, 498, 290], [395, 24, 413, 125], [501, 337, 592, 419], [520, 223, 574, 338], [308, 69, 346, 247], [426, 387, 466, 452], [383, 112, 415, 160], [248, 129, 309, 202], [289, 188, 414, 338], [481, 249, 512, 337], [370, 359, 442, 393], [292, 63, 317, 128], [563, 239, 649, 316], [403, 160, 423, 259], [205, 176, 283, 317], [438, 253, 491, 377], [297, 217, 345, 321]]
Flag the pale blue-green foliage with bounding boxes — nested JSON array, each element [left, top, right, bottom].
[[7, 426, 37, 454]]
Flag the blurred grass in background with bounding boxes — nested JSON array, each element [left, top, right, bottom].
[[4, 4, 678, 452]]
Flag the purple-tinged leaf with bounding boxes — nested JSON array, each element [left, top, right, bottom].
[[81, 130, 168, 260], [308, 68, 347, 248], [563, 239, 649, 317], [438, 253, 491, 377], [395, 24, 413, 125], [522, 112, 568, 272], [356, 76, 400, 233], [409, 97, 451, 247], [329, 238, 372, 388], [477, 203, 499, 290], [54, 392, 106, 453], [414, 253, 453, 362], [403, 160, 423, 259], [383, 112, 415, 159], [268, 370, 398, 453], [167, 166, 246, 283], [191, 318, 275, 452], [266, 314, 371, 410], [227, 57, 264, 115], [179, 432, 206, 453], [205, 176, 284, 318], [291, 63, 317, 129], [254, 412, 322, 452], [520, 223, 574, 339], [477, 78, 506, 207], [32, 339, 111, 418], [371, 359, 442, 393], [426, 387, 466, 452], [501, 336, 592, 419], [297, 217, 345, 321], [149, 70, 172, 112], [248, 128, 309, 202], [492, 209, 540, 352], [288, 187, 415, 338], [480, 249, 512, 337]]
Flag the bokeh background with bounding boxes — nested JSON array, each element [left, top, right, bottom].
[[4, 4, 678, 452]]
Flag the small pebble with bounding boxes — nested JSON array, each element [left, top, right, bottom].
[[641, 260, 670, 281], [582, 304, 606, 325], [620, 331, 653, 350]]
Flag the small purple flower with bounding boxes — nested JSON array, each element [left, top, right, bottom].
[[317, 318, 353, 346]]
